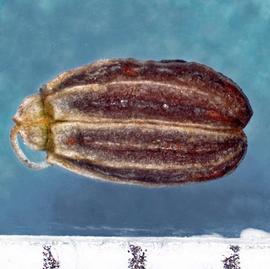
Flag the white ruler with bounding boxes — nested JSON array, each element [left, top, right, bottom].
[[0, 230, 270, 269]]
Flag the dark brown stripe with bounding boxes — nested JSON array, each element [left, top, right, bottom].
[[66, 125, 244, 149], [56, 59, 237, 98], [62, 145, 244, 166], [58, 82, 243, 128]]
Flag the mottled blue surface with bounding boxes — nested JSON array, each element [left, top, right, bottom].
[[0, 0, 269, 236]]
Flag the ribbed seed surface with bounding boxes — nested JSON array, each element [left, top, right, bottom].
[[41, 59, 252, 185]]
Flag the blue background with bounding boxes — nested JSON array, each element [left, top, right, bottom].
[[0, 0, 268, 236]]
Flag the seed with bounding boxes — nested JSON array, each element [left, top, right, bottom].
[[10, 59, 253, 186]]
